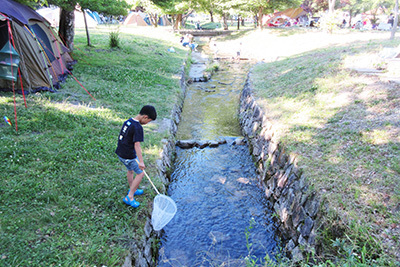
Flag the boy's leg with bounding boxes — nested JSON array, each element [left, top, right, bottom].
[[127, 170, 134, 200], [127, 171, 144, 200]]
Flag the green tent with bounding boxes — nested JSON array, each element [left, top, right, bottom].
[[0, 0, 74, 93]]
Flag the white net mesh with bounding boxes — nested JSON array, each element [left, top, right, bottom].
[[152, 194, 177, 231]]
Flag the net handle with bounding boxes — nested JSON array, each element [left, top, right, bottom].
[[136, 159, 160, 195]]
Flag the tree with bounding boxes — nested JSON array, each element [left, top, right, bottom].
[[390, 0, 398, 40], [341, 0, 367, 28], [141, 0, 194, 30], [146, 0, 193, 29], [13, 0, 42, 7], [132, 0, 165, 27], [79, 0, 129, 46], [197, 0, 219, 22], [328, 0, 335, 13], [341, 0, 392, 29], [48, 0, 129, 50], [244, 0, 301, 29]]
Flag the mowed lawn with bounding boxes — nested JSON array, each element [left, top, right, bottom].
[[1, 24, 400, 266], [0, 26, 186, 266], [246, 29, 400, 265]]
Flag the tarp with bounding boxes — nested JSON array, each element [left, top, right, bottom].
[[277, 7, 306, 19], [0, 0, 74, 92], [123, 12, 172, 26], [36, 7, 98, 28], [86, 10, 102, 24]]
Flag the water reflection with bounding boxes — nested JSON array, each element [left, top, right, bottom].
[[159, 143, 279, 266]]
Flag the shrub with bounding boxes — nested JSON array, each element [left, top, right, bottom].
[[109, 29, 120, 48]]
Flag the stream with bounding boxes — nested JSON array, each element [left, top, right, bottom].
[[157, 48, 280, 266]]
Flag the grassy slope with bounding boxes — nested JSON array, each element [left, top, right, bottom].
[[249, 31, 400, 265], [0, 26, 186, 266]]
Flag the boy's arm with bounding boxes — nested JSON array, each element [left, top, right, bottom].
[[134, 142, 145, 170]]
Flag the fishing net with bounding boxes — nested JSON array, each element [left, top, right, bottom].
[[152, 194, 177, 231]]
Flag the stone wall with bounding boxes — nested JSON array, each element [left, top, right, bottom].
[[239, 73, 321, 262], [129, 62, 322, 265]]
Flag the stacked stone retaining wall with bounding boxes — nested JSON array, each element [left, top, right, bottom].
[[126, 65, 187, 267], [130, 62, 322, 266], [239, 73, 321, 262]]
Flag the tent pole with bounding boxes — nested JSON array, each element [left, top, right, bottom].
[[25, 26, 55, 92], [28, 28, 96, 101]]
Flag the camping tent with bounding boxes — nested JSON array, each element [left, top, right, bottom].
[[36, 7, 98, 28], [0, 0, 74, 92], [279, 7, 307, 19], [123, 12, 172, 26], [123, 12, 149, 26], [158, 15, 172, 26], [86, 10, 102, 24], [266, 7, 307, 27]]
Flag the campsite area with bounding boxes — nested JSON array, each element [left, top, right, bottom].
[[1, 23, 400, 266]]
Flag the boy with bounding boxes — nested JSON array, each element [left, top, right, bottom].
[[116, 105, 157, 208]]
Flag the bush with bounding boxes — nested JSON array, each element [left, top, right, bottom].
[[201, 22, 222, 30], [109, 29, 120, 48], [319, 12, 341, 33]]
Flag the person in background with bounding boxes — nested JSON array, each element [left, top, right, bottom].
[[388, 13, 394, 28], [236, 42, 242, 62], [180, 34, 190, 47]]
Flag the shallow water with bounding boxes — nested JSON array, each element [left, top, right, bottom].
[[158, 57, 280, 266], [176, 62, 244, 140]]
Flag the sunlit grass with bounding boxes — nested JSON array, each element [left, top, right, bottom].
[[0, 26, 186, 266], [251, 35, 400, 265]]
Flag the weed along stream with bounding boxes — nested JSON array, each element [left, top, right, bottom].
[[157, 50, 280, 266]]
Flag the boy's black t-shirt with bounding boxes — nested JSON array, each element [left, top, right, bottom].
[[115, 118, 144, 159]]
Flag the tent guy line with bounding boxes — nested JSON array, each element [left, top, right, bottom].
[[0, 0, 96, 131]]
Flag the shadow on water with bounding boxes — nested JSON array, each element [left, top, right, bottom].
[[158, 50, 280, 266]]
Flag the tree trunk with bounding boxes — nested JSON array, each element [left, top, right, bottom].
[[329, 0, 335, 13], [258, 7, 264, 29], [59, 8, 75, 50], [391, 0, 399, 40], [237, 15, 240, 30], [171, 15, 176, 30], [173, 14, 182, 30], [209, 11, 214, 22], [82, 9, 91, 46], [348, 10, 353, 28], [182, 14, 188, 27], [149, 14, 158, 27], [223, 13, 228, 30]]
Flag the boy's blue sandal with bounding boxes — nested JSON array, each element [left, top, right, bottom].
[[123, 196, 140, 208], [134, 189, 144, 196], [128, 189, 144, 196]]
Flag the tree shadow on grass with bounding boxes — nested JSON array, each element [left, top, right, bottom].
[[250, 38, 400, 264]]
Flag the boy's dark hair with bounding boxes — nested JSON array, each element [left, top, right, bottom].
[[140, 105, 157, 120]]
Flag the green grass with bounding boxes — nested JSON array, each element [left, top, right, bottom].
[[251, 35, 400, 265], [0, 26, 186, 266], [2, 25, 400, 266]]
